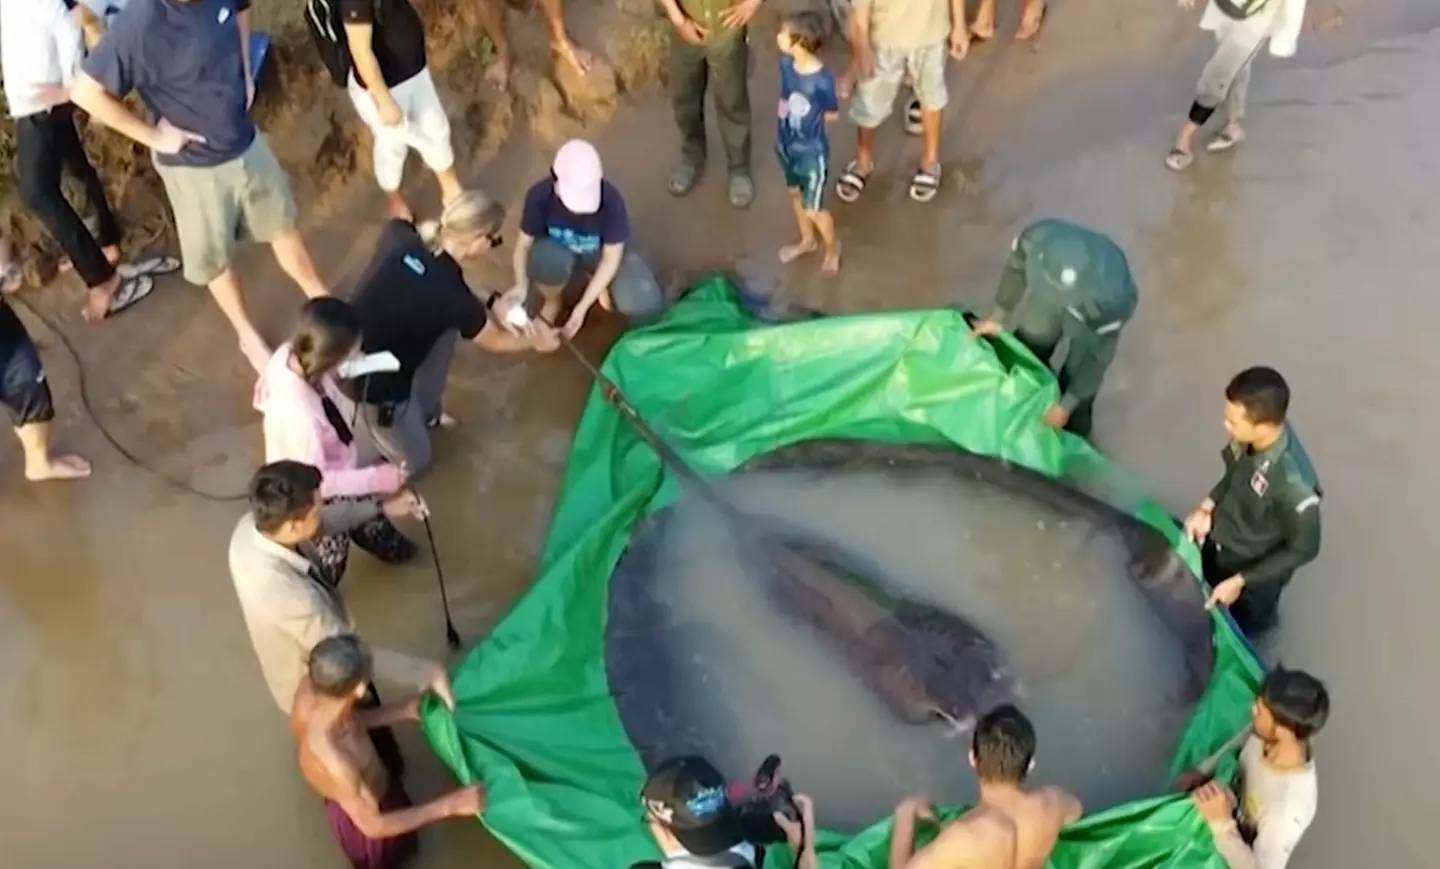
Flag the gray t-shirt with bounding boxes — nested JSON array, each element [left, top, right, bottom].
[[81, 0, 256, 167], [853, 0, 951, 51]]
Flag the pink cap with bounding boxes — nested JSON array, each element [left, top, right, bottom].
[[553, 139, 603, 215]]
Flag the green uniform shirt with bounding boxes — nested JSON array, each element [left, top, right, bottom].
[[675, 0, 745, 41], [990, 219, 1139, 413], [1208, 426, 1323, 590]]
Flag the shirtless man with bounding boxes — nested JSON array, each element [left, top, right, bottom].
[[292, 633, 483, 869], [888, 705, 1081, 869]]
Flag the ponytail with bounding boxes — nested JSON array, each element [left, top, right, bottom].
[[291, 297, 362, 383]]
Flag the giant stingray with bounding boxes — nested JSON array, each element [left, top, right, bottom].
[[604, 440, 1214, 773]]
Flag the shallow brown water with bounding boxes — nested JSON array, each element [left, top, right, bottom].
[[3, 0, 1440, 866]]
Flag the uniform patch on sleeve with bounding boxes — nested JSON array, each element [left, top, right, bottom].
[[1295, 494, 1320, 513], [1250, 471, 1268, 497]]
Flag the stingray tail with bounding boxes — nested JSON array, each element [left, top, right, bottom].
[[932, 708, 976, 740]]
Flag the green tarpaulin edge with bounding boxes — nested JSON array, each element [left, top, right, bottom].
[[422, 275, 1265, 869]]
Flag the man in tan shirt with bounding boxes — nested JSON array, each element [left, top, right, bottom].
[[229, 460, 453, 776], [888, 705, 1082, 869]]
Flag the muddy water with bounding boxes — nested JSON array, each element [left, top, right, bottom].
[[646, 468, 1190, 829], [3, 0, 1439, 866]]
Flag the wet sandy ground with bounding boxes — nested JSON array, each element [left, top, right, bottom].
[[3, 0, 1439, 866]]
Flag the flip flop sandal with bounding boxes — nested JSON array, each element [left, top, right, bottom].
[[1165, 147, 1194, 172], [118, 255, 181, 279], [1205, 128, 1246, 153], [909, 165, 942, 203], [835, 160, 871, 203], [667, 160, 702, 197], [904, 98, 924, 136], [106, 273, 155, 317]]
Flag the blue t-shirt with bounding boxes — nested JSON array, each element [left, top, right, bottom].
[[82, 0, 256, 168], [520, 178, 630, 259], [776, 55, 837, 160]]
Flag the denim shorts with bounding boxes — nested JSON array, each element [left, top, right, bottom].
[[849, 42, 948, 129], [1, 328, 55, 427]]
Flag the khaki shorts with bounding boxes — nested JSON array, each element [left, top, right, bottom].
[[154, 135, 299, 285]]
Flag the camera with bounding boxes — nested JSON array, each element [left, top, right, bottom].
[[734, 755, 801, 845]]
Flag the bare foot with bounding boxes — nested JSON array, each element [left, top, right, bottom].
[[484, 57, 511, 89], [779, 240, 818, 264], [553, 40, 594, 76], [82, 279, 118, 322], [821, 247, 841, 275], [1016, 1, 1045, 40], [969, 16, 995, 39], [26, 453, 92, 482]]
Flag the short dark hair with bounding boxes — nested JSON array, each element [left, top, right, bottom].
[[1259, 665, 1329, 740], [249, 461, 323, 534], [308, 634, 374, 698], [1225, 366, 1290, 426], [972, 704, 1036, 783], [782, 10, 827, 53], [291, 297, 362, 381]]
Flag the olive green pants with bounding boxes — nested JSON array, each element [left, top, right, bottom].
[[669, 30, 752, 172]]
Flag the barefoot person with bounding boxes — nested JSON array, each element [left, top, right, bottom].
[[1, 0, 169, 321], [657, 0, 759, 208], [836, 0, 968, 205], [1165, 0, 1308, 172], [969, 220, 1138, 438], [774, 11, 841, 276], [305, 0, 467, 221], [0, 296, 91, 481], [1182, 367, 1321, 637], [470, 0, 594, 89], [969, 0, 1045, 41], [511, 140, 664, 340], [345, 193, 559, 476], [889, 705, 1082, 869], [293, 633, 484, 869], [71, 0, 330, 372], [1190, 666, 1328, 869]]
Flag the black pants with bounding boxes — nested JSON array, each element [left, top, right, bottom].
[[670, 30, 752, 171], [1201, 539, 1286, 637], [360, 683, 407, 781], [1015, 330, 1096, 438], [14, 104, 121, 289]]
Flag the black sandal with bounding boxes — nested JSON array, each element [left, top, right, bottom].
[[909, 164, 942, 203], [836, 160, 871, 203]]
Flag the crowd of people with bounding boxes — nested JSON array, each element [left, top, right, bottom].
[[0, 0, 1334, 866]]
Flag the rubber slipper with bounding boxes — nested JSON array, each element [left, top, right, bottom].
[[1165, 147, 1193, 172], [909, 164, 942, 203], [835, 160, 871, 204], [118, 255, 181, 279], [728, 172, 755, 209], [904, 98, 924, 136], [1205, 127, 1246, 153], [667, 160, 702, 197], [106, 274, 155, 317]]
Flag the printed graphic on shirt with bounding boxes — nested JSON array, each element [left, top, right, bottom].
[[548, 225, 601, 257], [779, 91, 814, 127]]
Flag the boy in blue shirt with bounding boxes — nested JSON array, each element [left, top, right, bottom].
[[775, 11, 841, 275]]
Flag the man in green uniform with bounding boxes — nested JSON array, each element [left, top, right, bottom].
[[1183, 367, 1322, 637], [970, 219, 1138, 438], [657, 0, 758, 209]]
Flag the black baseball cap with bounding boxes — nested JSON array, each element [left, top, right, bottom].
[[641, 756, 744, 857]]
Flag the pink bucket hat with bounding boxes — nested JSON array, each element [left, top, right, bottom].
[[553, 139, 603, 215]]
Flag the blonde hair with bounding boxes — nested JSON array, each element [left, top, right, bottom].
[[439, 190, 504, 246]]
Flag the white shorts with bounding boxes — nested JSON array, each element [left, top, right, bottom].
[[347, 67, 455, 192]]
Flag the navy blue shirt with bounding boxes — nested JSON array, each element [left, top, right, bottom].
[[776, 56, 837, 160], [83, 0, 256, 168], [519, 179, 630, 259]]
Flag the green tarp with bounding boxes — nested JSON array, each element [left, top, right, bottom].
[[422, 276, 1265, 869]]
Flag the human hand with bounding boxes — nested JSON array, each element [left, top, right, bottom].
[[495, 287, 535, 337], [427, 664, 456, 711], [1169, 767, 1213, 793], [1182, 506, 1213, 543], [1042, 404, 1070, 428], [149, 118, 206, 155], [1205, 575, 1245, 610], [948, 25, 970, 60], [31, 83, 69, 105], [898, 795, 937, 822], [399, 695, 423, 722], [376, 94, 404, 127], [381, 489, 429, 521], [562, 301, 593, 339], [672, 15, 708, 45], [853, 45, 875, 81], [720, 0, 763, 29], [837, 68, 856, 101], [970, 318, 1002, 337], [447, 784, 487, 817], [774, 793, 818, 848], [1191, 781, 1234, 822]]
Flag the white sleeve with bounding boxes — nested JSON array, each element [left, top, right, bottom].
[[39, 0, 86, 85], [1250, 810, 1310, 869], [1269, 0, 1309, 58]]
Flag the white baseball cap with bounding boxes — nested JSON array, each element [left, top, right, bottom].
[[553, 139, 603, 215]]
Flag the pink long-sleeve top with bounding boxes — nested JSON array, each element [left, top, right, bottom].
[[253, 344, 403, 499]]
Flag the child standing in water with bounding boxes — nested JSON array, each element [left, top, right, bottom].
[[775, 11, 841, 274]]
